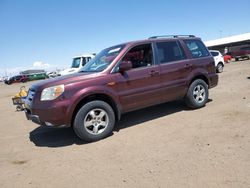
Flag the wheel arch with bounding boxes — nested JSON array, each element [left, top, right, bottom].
[[217, 62, 224, 66], [70, 93, 121, 127], [189, 74, 209, 87]]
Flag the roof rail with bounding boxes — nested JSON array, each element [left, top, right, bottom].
[[148, 35, 195, 39]]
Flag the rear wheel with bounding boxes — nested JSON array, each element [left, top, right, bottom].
[[73, 100, 115, 142], [216, 63, 224, 73], [185, 79, 208, 109]]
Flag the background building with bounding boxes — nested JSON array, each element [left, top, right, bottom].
[[205, 33, 250, 54]]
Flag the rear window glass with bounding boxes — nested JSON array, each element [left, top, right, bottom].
[[210, 51, 219, 56], [156, 41, 186, 63], [184, 40, 210, 58]]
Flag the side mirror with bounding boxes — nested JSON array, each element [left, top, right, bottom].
[[119, 61, 132, 72]]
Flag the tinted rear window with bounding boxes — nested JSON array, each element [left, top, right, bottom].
[[156, 41, 186, 63], [210, 51, 219, 56], [184, 40, 210, 58]]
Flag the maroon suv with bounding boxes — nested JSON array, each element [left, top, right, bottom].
[[231, 46, 250, 61], [24, 35, 218, 142]]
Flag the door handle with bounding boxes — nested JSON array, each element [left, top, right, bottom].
[[150, 70, 159, 76]]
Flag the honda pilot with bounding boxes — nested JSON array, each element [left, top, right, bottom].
[[24, 35, 218, 142]]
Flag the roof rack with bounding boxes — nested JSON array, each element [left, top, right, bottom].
[[148, 35, 195, 39]]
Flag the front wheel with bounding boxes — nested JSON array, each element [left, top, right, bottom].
[[73, 100, 115, 142], [185, 79, 208, 109], [16, 105, 23, 111]]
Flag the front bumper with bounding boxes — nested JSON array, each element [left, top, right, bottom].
[[25, 108, 46, 126], [25, 108, 68, 128]]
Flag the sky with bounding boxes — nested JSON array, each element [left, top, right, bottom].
[[0, 0, 250, 76]]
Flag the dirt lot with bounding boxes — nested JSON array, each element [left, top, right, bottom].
[[0, 60, 250, 188]]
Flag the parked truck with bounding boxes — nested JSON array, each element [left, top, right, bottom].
[[59, 54, 95, 76]]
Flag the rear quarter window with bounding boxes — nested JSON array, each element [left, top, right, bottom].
[[184, 40, 210, 58]]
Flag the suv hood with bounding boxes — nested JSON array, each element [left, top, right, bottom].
[[31, 72, 97, 91]]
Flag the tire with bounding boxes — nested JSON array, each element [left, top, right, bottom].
[[216, 63, 224, 73], [73, 100, 115, 142], [16, 105, 23, 111], [235, 58, 238, 61], [185, 79, 208, 109]]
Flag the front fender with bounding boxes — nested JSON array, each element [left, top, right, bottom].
[[65, 85, 121, 126]]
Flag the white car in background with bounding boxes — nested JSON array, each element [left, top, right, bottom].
[[47, 71, 60, 78], [0, 76, 10, 82], [209, 50, 225, 73], [60, 54, 95, 76]]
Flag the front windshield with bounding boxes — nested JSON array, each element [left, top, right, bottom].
[[80, 44, 125, 72], [71, 57, 81, 68]]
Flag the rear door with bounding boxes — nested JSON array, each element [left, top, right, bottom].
[[154, 40, 190, 101]]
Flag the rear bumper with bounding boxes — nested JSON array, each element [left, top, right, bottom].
[[209, 73, 218, 88]]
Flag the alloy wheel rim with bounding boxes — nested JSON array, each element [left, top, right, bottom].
[[193, 84, 206, 103], [218, 64, 223, 72], [84, 108, 109, 135]]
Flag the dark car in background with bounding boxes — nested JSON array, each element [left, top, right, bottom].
[[24, 35, 218, 142], [4, 75, 29, 85], [229, 46, 250, 61]]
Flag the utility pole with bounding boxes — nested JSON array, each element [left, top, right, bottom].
[[219, 30, 222, 38]]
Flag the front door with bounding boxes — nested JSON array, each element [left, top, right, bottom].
[[115, 43, 162, 112]]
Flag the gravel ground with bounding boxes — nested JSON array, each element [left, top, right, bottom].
[[0, 60, 250, 188]]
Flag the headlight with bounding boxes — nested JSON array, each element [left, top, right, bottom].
[[40, 84, 64, 101]]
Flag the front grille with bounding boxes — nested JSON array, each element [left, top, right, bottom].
[[27, 88, 35, 102]]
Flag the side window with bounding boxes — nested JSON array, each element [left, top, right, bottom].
[[122, 44, 153, 69], [87, 57, 92, 62], [184, 40, 210, 58], [82, 57, 91, 66], [156, 41, 186, 64], [82, 57, 87, 66], [241, 46, 250, 50]]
